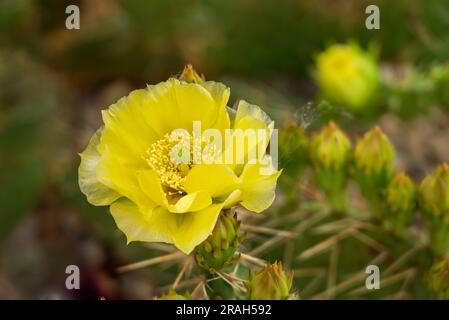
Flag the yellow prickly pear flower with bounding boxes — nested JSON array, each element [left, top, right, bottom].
[[315, 43, 380, 111], [78, 66, 281, 254]]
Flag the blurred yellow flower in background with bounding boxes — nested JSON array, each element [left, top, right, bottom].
[[78, 73, 280, 254], [315, 43, 380, 111]]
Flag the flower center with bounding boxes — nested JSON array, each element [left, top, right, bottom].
[[145, 132, 221, 193], [146, 134, 190, 193]]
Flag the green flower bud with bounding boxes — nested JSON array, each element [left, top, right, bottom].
[[246, 262, 294, 300], [310, 122, 351, 171], [178, 64, 205, 84], [156, 289, 190, 300], [195, 210, 244, 271], [315, 43, 380, 111], [419, 163, 449, 256], [354, 127, 395, 181], [426, 258, 449, 299], [420, 164, 449, 218], [247, 262, 293, 300], [310, 121, 351, 212], [383, 172, 416, 236], [354, 127, 395, 217]]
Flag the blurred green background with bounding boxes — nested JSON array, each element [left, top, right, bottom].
[[1, 0, 449, 299]]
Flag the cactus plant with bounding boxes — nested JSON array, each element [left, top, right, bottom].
[[106, 68, 449, 300]]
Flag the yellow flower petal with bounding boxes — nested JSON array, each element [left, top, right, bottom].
[[184, 164, 240, 198], [100, 89, 159, 167], [111, 198, 225, 253], [169, 191, 212, 213], [109, 198, 172, 244], [223, 189, 242, 209], [169, 203, 224, 254], [96, 149, 154, 210], [136, 169, 167, 207], [234, 100, 273, 130], [78, 128, 121, 206], [141, 79, 230, 135], [137, 169, 212, 213], [239, 159, 281, 213], [227, 100, 274, 169], [200, 81, 231, 131]]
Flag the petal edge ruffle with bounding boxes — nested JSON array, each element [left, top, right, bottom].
[[78, 128, 121, 206]]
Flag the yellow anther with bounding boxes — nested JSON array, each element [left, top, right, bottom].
[[146, 132, 222, 191], [146, 134, 189, 192]]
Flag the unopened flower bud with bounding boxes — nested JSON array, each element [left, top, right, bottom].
[[426, 258, 449, 299], [355, 127, 395, 182], [419, 164, 449, 255], [310, 121, 351, 212], [178, 64, 206, 84], [195, 210, 244, 271], [246, 262, 294, 300], [354, 126, 395, 217], [311, 122, 351, 171], [384, 172, 416, 235], [420, 164, 449, 219]]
